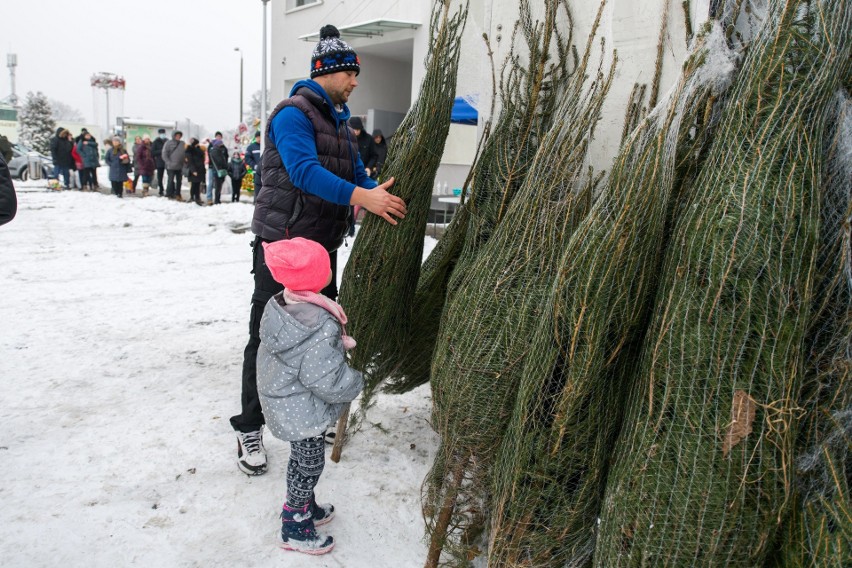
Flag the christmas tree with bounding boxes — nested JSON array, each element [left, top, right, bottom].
[[18, 92, 55, 155]]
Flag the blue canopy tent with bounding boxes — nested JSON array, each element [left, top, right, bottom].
[[450, 97, 478, 125]]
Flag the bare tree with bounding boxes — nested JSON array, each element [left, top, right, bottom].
[[49, 99, 85, 122]]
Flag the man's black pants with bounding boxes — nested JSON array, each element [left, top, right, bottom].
[[156, 167, 166, 194], [230, 237, 338, 433], [166, 169, 182, 197]]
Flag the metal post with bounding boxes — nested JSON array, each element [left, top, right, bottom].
[[234, 47, 244, 124], [6, 54, 18, 107], [261, 0, 270, 146]]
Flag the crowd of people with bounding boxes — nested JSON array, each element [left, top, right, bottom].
[[46, 126, 255, 204]]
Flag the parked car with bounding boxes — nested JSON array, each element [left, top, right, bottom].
[[8, 143, 54, 181]]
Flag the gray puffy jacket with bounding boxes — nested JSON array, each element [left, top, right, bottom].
[[161, 139, 186, 170], [257, 294, 363, 442]]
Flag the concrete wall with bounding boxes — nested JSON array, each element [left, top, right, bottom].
[[270, 0, 715, 180], [471, 0, 712, 174], [350, 53, 412, 119]]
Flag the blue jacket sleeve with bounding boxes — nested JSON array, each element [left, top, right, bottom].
[[271, 107, 376, 205]]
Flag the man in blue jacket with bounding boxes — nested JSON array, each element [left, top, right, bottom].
[[230, 24, 407, 476]]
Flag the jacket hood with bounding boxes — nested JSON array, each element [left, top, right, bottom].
[[55, 127, 65, 136], [289, 79, 351, 127], [262, 297, 327, 353]]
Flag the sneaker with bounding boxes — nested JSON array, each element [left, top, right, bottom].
[[280, 504, 334, 555], [236, 429, 267, 476], [310, 497, 335, 527]]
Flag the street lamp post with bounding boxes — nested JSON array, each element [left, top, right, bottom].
[[234, 47, 244, 124], [261, 0, 270, 145]]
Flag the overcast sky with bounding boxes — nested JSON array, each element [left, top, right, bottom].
[[2, 0, 267, 134]]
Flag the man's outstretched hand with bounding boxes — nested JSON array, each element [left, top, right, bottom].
[[350, 177, 407, 225]]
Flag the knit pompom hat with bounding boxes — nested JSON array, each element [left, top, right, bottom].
[[311, 25, 360, 78], [262, 238, 331, 293]]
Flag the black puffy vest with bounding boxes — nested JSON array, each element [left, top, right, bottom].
[[252, 86, 355, 251]]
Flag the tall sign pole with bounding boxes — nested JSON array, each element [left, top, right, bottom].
[[6, 54, 17, 107], [261, 0, 270, 147], [234, 47, 244, 125], [90, 72, 126, 137]]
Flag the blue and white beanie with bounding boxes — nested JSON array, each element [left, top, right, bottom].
[[311, 25, 360, 78]]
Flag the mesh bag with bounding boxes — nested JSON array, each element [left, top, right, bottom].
[[486, 23, 738, 568], [594, 1, 851, 565], [423, 3, 616, 565], [338, 0, 468, 419], [384, 0, 575, 396], [774, 90, 851, 567]]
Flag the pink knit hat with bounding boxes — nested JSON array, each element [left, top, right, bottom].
[[262, 238, 331, 293]]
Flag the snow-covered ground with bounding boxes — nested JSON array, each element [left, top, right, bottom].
[[0, 178, 440, 567]]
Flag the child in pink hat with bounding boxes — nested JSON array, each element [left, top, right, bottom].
[[256, 237, 363, 555]]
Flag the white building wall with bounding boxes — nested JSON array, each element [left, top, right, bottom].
[[472, 0, 712, 174], [349, 54, 412, 120], [270, 0, 715, 177]]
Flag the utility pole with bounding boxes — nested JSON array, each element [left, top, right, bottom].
[[234, 47, 244, 124], [261, 0, 270, 145], [6, 54, 18, 107]]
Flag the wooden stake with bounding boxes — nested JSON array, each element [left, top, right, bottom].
[[424, 455, 468, 568], [329, 403, 350, 463]]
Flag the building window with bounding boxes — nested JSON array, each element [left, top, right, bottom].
[[286, 0, 320, 11], [0, 108, 17, 121]]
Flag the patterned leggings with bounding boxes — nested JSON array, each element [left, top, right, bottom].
[[286, 435, 325, 509]]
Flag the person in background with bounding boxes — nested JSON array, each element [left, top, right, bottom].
[[0, 154, 16, 227], [104, 136, 131, 198], [135, 135, 156, 197], [206, 131, 225, 205], [50, 127, 74, 189], [0, 134, 13, 162], [129, 135, 143, 193], [207, 138, 229, 205], [69, 131, 83, 189], [76, 131, 99, 191], [152, 128, 168, 196], [74, 128, 101, 189], [161, 131, 186, 201], [257, 237, 363, 555], [228, 151, 247, 202], [185, 137, 206, 205], [347, 116, 375, 177], [230, 24, 406, 477], [346, 117, 375, 236], [366, 129, 387, 180], [244, 130, 262, 203]]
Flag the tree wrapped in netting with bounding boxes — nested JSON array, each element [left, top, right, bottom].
[[774, 90, 851, 567], [486, 23, 738, 568], [383, 0, 575, 396], [423, 3, 616, 565], [338, 0, 468, 417], [594, 1, 851, 565]]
